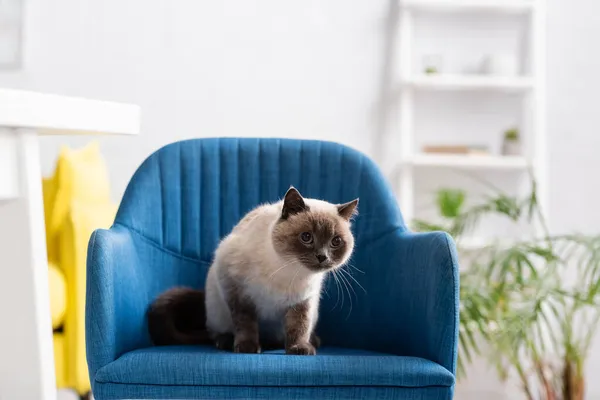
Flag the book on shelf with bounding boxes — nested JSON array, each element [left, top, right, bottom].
[[422, 145, 490, 155]]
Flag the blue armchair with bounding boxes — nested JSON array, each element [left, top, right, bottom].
[[86, 138, 459, 400]]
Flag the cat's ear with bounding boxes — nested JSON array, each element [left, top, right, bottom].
[[337, 198, 359, 221], [282, 187, 307, 219]]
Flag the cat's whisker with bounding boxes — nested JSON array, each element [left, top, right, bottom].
[[335, 269, 346, 311], [296, 256, 312, 265], [273, 257, 299, 271], [339, 268, 358, 300], [340, 267, 367, 294], [253, 257, 298, 285], [346, 264, 365, 274], [330, 270, 343, 311], [336, 270, 347, 311], [337, 270, 354, 319], [287, 266, 301, 294], [267, 265, 289, 282], [269, 257, 303, 279]]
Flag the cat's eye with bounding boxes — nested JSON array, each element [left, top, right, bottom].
[[331, 236, 342, 247], [300, 232, 313, 244]]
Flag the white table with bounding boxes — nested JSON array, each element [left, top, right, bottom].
[[0, 88, 140, 400]]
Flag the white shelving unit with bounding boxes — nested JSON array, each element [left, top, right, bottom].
[[398, 0, 546, 244], [402, 0, 535, 14], [407, 154, 528, 170], [402, 74, 534, 92]]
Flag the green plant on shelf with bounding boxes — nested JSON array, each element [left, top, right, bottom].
[[413, 177, 600, 400], [504, 127, 520, 141], [425, 66, 438, 75]]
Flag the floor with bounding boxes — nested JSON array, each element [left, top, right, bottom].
[[57, 388, 90, 400]]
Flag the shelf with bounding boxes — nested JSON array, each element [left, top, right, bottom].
[[405, 154, 528, 170], [401, 0, 535, 14], [0, 88, 140, 136], [402, 75, 534, 92]]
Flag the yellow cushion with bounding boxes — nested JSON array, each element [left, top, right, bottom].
[[43, 141, 115, 394], [62, 201, 116, 395], [44, 177, 60, 265], [48, 142, 111, 237], [48, 263, 67, 330], [53, 333, 66, 388]]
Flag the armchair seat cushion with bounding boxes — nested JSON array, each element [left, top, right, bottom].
[[95, 346, 454, 389]]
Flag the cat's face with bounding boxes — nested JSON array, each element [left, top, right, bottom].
[[272, 187, 358, 273]]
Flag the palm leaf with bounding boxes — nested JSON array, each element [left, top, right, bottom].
[[417, 176, 600, 395]]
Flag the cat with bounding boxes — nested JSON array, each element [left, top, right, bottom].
[[147, 187, 358, 355]]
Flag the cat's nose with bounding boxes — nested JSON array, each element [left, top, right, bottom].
[[316, 254, 327, 264]]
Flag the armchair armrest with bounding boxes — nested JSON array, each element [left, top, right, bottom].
[[85, 225, 149, 385], [376, 229, 459, 374]]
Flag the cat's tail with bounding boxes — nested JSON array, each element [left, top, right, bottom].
[[147, 287, 211, 345]]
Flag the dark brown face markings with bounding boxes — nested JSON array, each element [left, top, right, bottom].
[[273, 210, 355, 272], [337, 199, 359, 221], [223, 279, 261, 354], [285, 300, 316, 355], [281, 187, 310, 219]]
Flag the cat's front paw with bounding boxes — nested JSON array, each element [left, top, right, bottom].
[[286, 342, 316, 356], [234, 340, 261, 354], [214, 333, 234, 351]]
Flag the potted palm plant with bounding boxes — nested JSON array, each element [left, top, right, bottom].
[[414, 179, 600, 400]]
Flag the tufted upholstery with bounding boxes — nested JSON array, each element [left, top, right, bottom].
[[115, 138, 404, 261], [86, 138, 459, 400]]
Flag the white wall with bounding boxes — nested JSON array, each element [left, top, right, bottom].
[[2, 0, 600, 398], [547, 0, 600, 398], [0, 0, 390, 200]]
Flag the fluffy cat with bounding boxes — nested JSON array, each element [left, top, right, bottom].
[[147, 187, 358, 355]]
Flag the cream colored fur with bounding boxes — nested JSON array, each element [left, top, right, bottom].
[[205, 198, 353, 343]]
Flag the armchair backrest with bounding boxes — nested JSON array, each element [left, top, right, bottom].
[[116, 138, 404, 262], [115, 138, 407, 350]]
